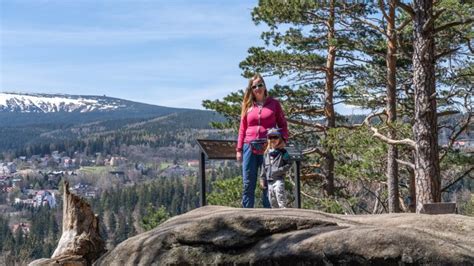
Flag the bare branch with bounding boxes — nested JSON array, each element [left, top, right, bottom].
[[291, 129, 325, 138], [441, 167, 474, 192], [302, 173, 326, 181], [290, 107, 326, 116], [368, 126, 417, 148], [437, 110, 460, 117], [378, 0, 390, 22], [302, 147, 327, 156], [361, 182, 388, 213], [396, 159, 415, 170], [287, 118, 327, 131], [363, 111, 417, 148], [440, 114, 473, 161]]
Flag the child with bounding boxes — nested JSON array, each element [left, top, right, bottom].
[[259, 128, 292, 208]]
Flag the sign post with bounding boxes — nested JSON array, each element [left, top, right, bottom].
[[286, 144, 304, 208]]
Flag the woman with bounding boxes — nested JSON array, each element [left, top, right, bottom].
[[236, 74, 289, 208]]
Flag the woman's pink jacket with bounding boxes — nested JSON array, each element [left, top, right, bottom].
[[236, 97, 289, 152]]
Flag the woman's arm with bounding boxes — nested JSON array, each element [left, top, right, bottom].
[[236, 114, 247, 152], [275, 101, 289, 142]]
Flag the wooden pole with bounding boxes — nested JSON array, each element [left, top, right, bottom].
[[199, 152, 206, 206], [295, 161, 301, 208]]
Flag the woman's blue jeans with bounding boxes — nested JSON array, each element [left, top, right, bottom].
[[242, 143, 271, 208]]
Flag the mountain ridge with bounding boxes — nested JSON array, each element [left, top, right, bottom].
[[0, 92, 178, 114]]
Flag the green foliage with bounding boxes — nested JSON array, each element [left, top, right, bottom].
[[0, 216, 15, 252], [87, 176, 200, 246], [315, 198, 344, 214], [140, 205, 171, 231], [459, 194, 474, 217], [325, 127, 387, 182], [207, 176, 243, 207], [202, 91, 244, 130]]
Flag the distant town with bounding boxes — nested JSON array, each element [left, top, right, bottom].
[[0, 149, 223, 234]]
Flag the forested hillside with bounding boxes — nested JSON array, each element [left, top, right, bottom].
[[0, 109, 226, 159]]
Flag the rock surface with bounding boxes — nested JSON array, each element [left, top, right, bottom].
[[29, 181, 105, 266], [95, 205, 474, 265]]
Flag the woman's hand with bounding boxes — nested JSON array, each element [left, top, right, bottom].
[[259, 179, 267, 189], [236, 151, 242, 162]]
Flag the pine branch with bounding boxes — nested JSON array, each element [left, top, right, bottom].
[[346, 16, 388, 38], [396, 17, 412, 31], [435, 17, 474, 34], [395, 0, 414, 18], [435, 47, 461, 60]]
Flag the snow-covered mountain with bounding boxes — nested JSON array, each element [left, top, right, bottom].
[[0, 92, 133, 113]]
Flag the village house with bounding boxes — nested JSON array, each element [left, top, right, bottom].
[[14, 197, 35, 207], [30, 155, 41, 162], [11, 177, 23, 188], [0, 162, 17, 175], [2, 186, 14, 193], [0, 175, 9, 184], [33, 190, 57, 208], [453, 139, 474, 151], [70, 183, 100, 199], [62, 157, 73, 168], [110, 156, 127, 166], [187, 160, 199, 168], [51, 151, 61, 162], [0, 176, 11, 192]]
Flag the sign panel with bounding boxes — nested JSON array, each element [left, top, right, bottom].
[[286, 144, 304, 161], [196, 139, 237, 160]]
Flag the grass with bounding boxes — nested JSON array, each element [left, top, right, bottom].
[[79, 166, 112, 175]]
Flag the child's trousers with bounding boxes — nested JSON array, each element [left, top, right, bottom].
[[268, 179, 286, 208]]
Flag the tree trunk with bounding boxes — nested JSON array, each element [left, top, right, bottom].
[[385, 0, 400, 213], [30, 181, 106, 266], [409, 167, 416, 212], [324, 0, 336, 197], [413, 0, 441, 213]]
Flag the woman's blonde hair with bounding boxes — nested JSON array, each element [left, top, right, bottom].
[[241, 73, 268, 116]]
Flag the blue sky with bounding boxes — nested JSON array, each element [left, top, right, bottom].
[[1, 0, 362, 114]]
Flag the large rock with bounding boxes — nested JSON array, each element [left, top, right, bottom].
[[29, 181, 105, 266], [95, 205, 474, 265]]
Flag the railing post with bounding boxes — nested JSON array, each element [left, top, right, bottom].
[[295, 161, 301, 208], [199, 152, 206, 206]]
